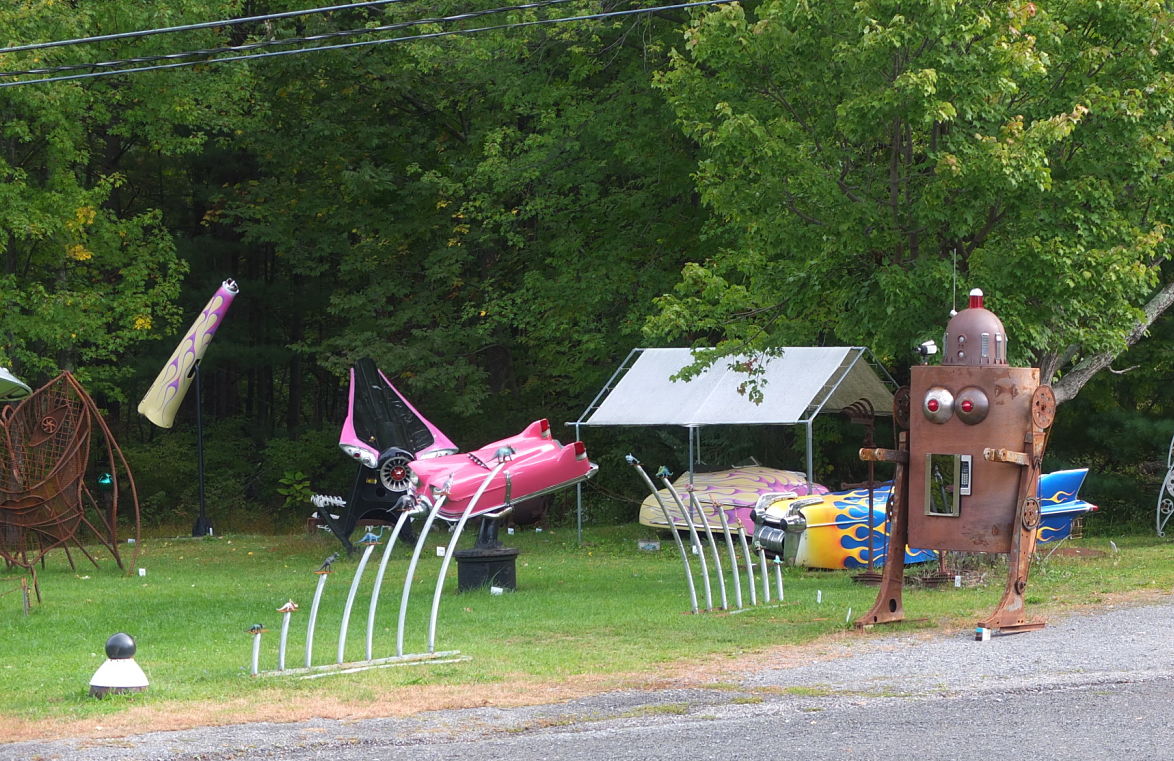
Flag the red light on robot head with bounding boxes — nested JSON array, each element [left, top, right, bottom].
[[955, 387, 990, 425], [922, 387, 954, 424], [969, 288, 984, 309]]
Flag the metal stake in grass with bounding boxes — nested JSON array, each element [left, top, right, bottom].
[[659, 467, 712, 610], [397, 476, 453, 657], [366, 506, 421, 661], [338, 531, 382, 664], [758, 547, 771, 603], [773, 555, 784, 601], [276, 600, 298, 671], [248, 624, 266, 676], [713, 498, 743, 610], [736, 524, 757, 606], [305, 552, 337, 668], [626, 455, 698, 615], [687, 491, 729, 610], [427, 464, 506, 653]]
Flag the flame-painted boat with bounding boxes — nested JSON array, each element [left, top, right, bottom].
[[637, 466, 829, 534], [751, 468, 1097, 570], [1035, 468, 1099, 543]]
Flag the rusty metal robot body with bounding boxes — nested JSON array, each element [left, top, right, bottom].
[[857, 289, 1056, 634]]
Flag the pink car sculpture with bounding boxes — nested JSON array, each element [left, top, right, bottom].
[[316, 358, 596, 551], [407, 418, 595, 520]]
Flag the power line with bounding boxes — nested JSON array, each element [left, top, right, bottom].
[[0, 0, 721, 88], [0, 0, 415, 55], [0, 0, 582, 79]]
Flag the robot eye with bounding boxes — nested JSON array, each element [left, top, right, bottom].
[[922, 387, 954, 424], [955, 387, 990, 425]]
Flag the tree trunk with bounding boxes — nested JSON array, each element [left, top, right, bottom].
[[1050, 280, 1174, 404]]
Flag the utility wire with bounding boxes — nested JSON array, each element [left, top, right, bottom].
[[0, 0, 721, 88], [0, 0, 415, 55], [0, 0, 581, 79]]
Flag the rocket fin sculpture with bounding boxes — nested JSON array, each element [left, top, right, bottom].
[[137, 279, 238, 428]]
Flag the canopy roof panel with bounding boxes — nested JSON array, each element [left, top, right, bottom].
[[577, 347, 894, 427]]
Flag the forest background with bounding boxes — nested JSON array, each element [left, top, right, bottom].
[[1, 0, 1172, 536]]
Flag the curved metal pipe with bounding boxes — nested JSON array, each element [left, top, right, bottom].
[[627, 456, 698, 614], [662, 477, 712, 610], [304, 571, 330, 667], [712, 499, 743, 609], [758, 547, 770, 603], [689, 492, 728, 610], [365, 508, 418, 661], [337, 541, 377, 663], [736, 524, 757, 606], [396, 478, 452, 657], [427, 464, 506, 653]]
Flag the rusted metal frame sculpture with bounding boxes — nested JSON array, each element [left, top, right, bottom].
[[0, 372, 140, 573], [1156, 433, 1174, 537]]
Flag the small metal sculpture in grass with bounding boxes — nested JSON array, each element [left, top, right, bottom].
[[0, 372, 140, 572]]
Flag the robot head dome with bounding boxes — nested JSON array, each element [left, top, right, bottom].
[[943, 289, 1007, 366]]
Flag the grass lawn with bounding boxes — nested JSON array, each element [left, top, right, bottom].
[[1, 523, 1171, 740]]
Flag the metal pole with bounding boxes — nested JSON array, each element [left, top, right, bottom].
[[714, 501, 743, 609], [304, 571, 330, 668], [627, 455, 698, 614], [192, 363, 212, 537], [366, 508, 416, 661], [759, 547, 771, 603], [688, 492, 728, 610], [250, 631, 263, 676], [397, 479, 452, 656], [337, 541, 377, 664], [774, 556, 784, 601], [737, 524, 757, 606], [427, 464, 506, 653], [662, 474, 712, 610], [278, 611, 292, 670], [575, 481, 583, 545], [574, 422, 583, 545], [805, 420, 814, 495]]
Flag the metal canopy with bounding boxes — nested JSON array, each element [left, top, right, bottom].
[[569, 347, 897, 542], [576, 347, 895, 428]]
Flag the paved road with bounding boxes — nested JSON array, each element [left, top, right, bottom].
[[9, 596, 1174, 761]]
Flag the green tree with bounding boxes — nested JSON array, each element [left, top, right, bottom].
[[648, 0, 1174, 403], [221, 1, 706, 440], [0, 1, 256, 399]]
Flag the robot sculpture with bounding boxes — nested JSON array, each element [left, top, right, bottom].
[[0, 372, 140, 572], [857, 289, 1056, 634]]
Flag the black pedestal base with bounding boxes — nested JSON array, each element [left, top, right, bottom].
[[453, 547, 520, 592]]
